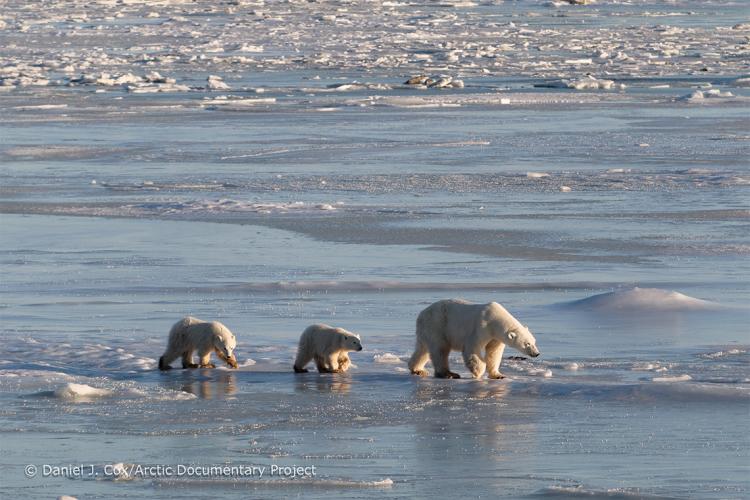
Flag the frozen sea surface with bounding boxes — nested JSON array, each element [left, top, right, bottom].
[[1, 0, 749, 499]]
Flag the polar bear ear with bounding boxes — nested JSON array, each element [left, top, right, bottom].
[[507, 331, 517, 341]]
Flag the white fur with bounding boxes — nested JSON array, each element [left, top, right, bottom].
[[159, 317, 238, 370], [293, 324, 363, 373], [408, 299, 540, 379]]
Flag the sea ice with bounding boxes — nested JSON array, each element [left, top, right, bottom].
[[652, 374, 692, 383]]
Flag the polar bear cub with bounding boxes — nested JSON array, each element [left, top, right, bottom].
[[293, 324, 363, 373], [159, 316, 238, 370], [408, 299, 540, 379]]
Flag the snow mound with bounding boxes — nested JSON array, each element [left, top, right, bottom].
[[53, 383, 113, 399], [566, 287, 719, 311]]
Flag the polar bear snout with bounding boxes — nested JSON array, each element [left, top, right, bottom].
[[525, 343, 540, 357]]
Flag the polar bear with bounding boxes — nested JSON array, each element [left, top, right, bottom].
[[158, 317, 238, 370], [293, 324, 363, 373], [408, 299, 540, 379]]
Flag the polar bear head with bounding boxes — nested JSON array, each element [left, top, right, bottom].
[[506, 325, 540, 358], [341, 333, 363, 352], [212, 323, 238, 368]]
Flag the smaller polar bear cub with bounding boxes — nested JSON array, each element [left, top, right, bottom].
[[159, 316, 238, 370], [293, 324, 363, 373]]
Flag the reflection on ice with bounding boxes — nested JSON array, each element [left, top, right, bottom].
[[178, 372, 238, 400], [294, 375, 353, 395]]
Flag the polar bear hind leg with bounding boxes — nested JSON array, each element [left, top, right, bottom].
[[408, 339, 430, 376], [159, 329, 184, 370], [159, 353, 178, 370], [293, 334, 313, 373], [293, 347, 312, 373], [182, 350, 198, 369], [485, 340, 506, 379]]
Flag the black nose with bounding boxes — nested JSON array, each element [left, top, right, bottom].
[[357, 346, 363, 351], [531, 352, 540, 358]]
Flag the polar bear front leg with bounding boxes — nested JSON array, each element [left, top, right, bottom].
[[198, 349, 215, 369], [431, 344, 460, 379], [485, 340, 506, 379], [182, 350, 198, 369], [337, 352, 351, 373], [315, 354, 333, 373], [327, 353, 344, 373]]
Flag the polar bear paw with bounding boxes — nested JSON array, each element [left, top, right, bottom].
[[488, 371, 505, 379], [435, 371, 461, 379], [199, 362, 216, 369], [410, 369, 428, 377], [466, 354, 486, 379]]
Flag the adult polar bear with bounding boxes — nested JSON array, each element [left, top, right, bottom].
[[408, 299, 540, 379]]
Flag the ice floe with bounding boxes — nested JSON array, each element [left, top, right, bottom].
[[652, 374, 692, 383], [535, 76, 625, 91]]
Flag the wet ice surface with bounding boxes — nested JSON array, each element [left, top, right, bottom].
[[1, 216, 748, 499], [1, 0, 750, 499]]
